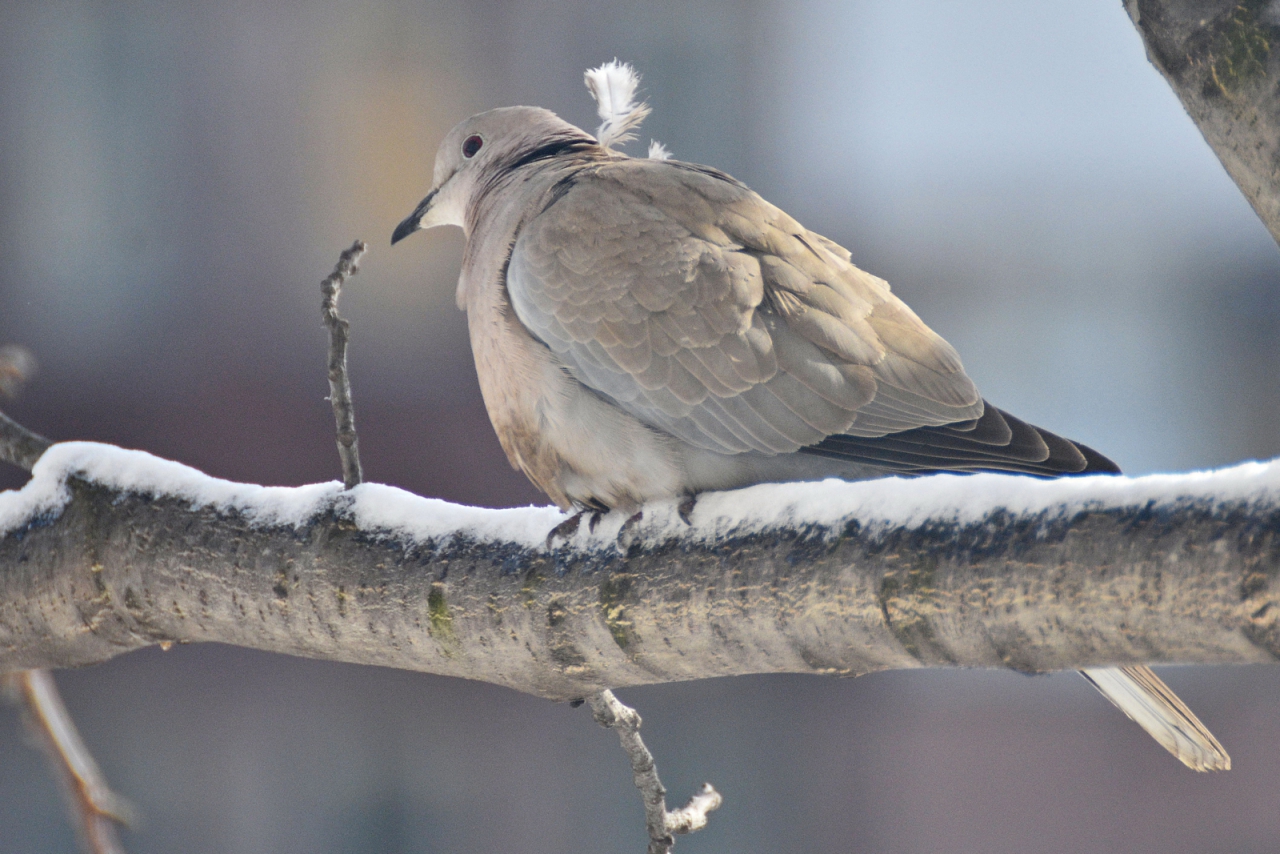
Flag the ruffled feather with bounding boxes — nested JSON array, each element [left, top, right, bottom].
[[584, 60, 652, 151]]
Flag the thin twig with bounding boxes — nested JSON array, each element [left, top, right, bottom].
[[586, 690, 722, 854], [2, 671, 136, 854], [1, 346, 133, 854], [0, 345, 50, 471], [0, 408, 51, 471], [321, 240, 369, 490]]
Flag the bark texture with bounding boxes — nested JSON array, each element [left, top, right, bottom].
[[1129, 0, 1280, 245], [3, 469, 1280, 700]]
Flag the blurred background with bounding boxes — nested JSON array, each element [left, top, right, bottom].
[[3, 0, 1280, 851]]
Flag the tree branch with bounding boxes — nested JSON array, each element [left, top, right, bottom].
[[3, 440, 1279, 695], [1128, 0, 1280, 246], [586, 690, 721, 854], [2, 670, 135, 854], [321, 240, 368, 490], [0, 403, 51, 472]]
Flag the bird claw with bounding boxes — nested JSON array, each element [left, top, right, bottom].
[[546, 508, 608, 548], [546, 512, 585, 548], [677, 494, 698, 526], [616, 510, 644, 547]]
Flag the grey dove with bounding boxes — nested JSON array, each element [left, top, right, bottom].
[[391, 62, 1228, 772]]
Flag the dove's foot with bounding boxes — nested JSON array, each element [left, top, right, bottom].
[[677, 494, 698, 525], [546, 508, 606, 548], [546, 512, 583, 548], [616, 510, 644, 546]]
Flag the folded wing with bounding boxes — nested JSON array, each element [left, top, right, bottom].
[[506, 158, 985, 458]]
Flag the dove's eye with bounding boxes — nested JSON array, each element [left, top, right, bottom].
[[462, 135, 484, 158]]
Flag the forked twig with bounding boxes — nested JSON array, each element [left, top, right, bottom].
[[321, 240, 369, 489], [586, 690, 722, 854], [3, 671, 136, 854]]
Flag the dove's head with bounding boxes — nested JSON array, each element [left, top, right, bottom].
[[391, 106, 594, 244]]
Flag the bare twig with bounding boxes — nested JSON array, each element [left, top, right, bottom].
[[2, 671, 136, 854], [320, 240, 368, 490], [1, 346, 133, 854], [0, 345, 51, 471], [0, 408, 50, 472], [586, 690, 721, 854]]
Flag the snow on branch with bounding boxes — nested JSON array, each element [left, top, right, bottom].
[[3, 440, 1280, 696]]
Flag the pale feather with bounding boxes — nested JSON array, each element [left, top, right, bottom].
[[584, 60, 651, 151], [1080, 666, 1230, 772]]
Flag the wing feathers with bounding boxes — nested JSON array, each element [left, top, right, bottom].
[[507, 158, 1042, 462], [803, 404, 1120, 477], [674, 347, 753, 396], [784, 304, 887, 365]]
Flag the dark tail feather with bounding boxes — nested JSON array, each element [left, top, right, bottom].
[[800, 401, 1121, 477]]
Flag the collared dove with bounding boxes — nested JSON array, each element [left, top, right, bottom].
[[391, 62, 1228, 772]]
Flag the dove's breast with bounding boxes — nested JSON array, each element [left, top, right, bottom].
[[464, 248, 689, 511]]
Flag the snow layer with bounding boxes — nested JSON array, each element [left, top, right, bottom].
[[667, 461, 1280, 545], [3, 442, 1280, 552], [0, 443, 564, 549]]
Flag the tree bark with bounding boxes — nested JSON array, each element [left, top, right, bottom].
[[3, 446, 1279, 701], [1128, 0, 1280, 246]]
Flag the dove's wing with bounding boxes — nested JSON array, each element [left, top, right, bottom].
[[507, 158, 984, 457]]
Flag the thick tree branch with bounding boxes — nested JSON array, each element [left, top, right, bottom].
[[1128, 0, 1280, 246], [3, 441, 1279, 696]]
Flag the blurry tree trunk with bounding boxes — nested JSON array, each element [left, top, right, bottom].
[[1127, 0, 1280, 246]]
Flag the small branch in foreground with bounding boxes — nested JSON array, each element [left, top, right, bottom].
[[2, 647, 135, 854], [321, 240, 368, 490], [586, 690, 721, 854]]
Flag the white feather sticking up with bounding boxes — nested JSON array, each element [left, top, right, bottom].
[[647, 140, 672, 160], [584, 60, 652, 151]]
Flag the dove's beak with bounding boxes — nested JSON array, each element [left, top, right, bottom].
[[391, 188, 438, 245]]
